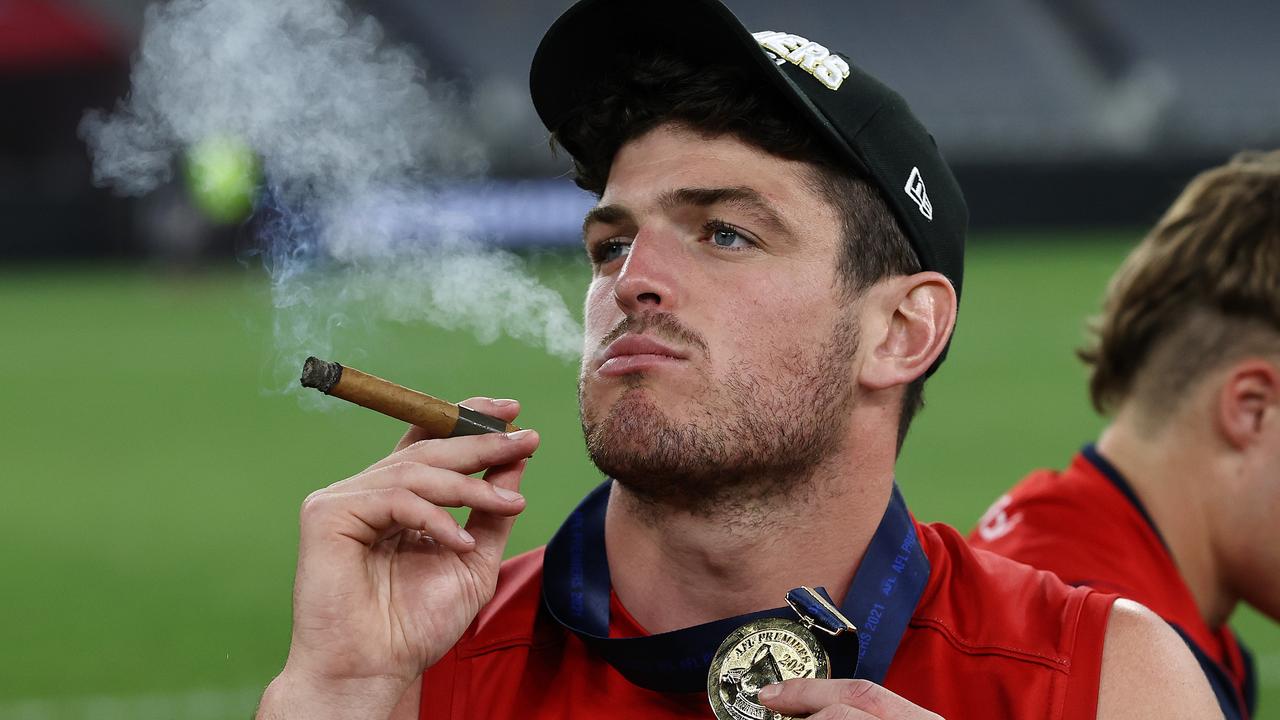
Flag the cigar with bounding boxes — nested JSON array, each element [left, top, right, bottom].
[[299, 356, 519, 437]]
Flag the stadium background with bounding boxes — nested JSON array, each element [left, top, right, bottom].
[[2, 0, 1277, 717]]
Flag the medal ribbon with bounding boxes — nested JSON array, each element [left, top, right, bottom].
[[541, 481, 930, 692], [786, 586, 858, 637]]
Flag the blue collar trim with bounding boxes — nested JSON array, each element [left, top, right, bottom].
[[540, 481, 930, 692], [1080, 443, 1171, 553]]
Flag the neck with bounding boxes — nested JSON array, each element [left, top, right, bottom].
[[1097, 414, 1237, 628], [604, 436, 895, 634]]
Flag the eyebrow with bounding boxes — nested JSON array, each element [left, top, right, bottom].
[[581, 204, 633, 238], [581, 186, 792, 240]]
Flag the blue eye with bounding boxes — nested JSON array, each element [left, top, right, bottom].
[[713, 228, 741, 246], [595, 240, 631, 264], [706, 222, 756, 249]]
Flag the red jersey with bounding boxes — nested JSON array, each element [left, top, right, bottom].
[[421, 483, 1116, 719], [969, 445, 1256, 719]]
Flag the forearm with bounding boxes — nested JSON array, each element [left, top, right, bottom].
[[256, 669, 412, 720]]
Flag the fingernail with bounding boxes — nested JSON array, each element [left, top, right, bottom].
[[494, 487, 524, 502], [457, 527, 475, 544], [492, 398, 517, 407], [507, 429, 534, 441], [757, 684, 780, 701]]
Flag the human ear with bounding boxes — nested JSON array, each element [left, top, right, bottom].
[[1216, 359, 1280, 449], [858, 271, 957, 391]]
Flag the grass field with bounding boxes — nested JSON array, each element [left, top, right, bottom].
[[2, 233, 1277, 718]]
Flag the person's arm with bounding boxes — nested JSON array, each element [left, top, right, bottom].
[[1096, 599, 1223, 720], [255, 397, 538, 720]]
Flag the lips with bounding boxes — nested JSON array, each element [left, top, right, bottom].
[[604, 335, 686, 362], [597, 334, 689, 375]]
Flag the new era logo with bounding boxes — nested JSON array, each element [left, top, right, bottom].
[[904, 167, 933, 220]]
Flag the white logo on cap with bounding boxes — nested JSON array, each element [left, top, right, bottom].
[[905, 167, 933, 220], [752, 31, 851, 91]]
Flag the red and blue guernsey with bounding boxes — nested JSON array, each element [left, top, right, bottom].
[[969, 445, 1257, 720], [420, 483, 1118, 719]]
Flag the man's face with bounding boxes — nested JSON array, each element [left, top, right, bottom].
[[577, 123, 862, 512]]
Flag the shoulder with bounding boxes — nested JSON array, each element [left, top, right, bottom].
[[970, 463, 1115, 545], [969, 454, 1198, 616], [968, 461, 1148, 590], [914, 521, 1114, 660], [1097, 599, 1222, 719], [886, 523, 1118, 718]]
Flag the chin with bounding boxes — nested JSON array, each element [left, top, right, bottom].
[[584, 385, 669, 444], [582, 386, 709, 477], [575, 323, 859, 515], [582, 372, 685, 419]]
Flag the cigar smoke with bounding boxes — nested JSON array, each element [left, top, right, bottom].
[[80, 0, 584, 389]]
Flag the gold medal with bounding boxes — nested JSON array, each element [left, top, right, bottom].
[[707, 617, 831, 720]]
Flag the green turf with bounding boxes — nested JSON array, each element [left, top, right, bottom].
[[1, 234, 1276, 717]]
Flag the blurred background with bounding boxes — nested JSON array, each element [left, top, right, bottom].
[[2, 0, 1277, 717]]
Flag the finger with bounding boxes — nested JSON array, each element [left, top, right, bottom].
[[300, 486, 479, 553], [459, 396, 521, 423], [375, 429, 540, 476], [758, 678, 939, 719], [465, 458, 529, 559], [395, 425, 428, 453], [392, 397, 523, 451], [806, 706, 878, 720], [335, 462, 526, 516]]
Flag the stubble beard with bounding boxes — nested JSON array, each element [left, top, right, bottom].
[[579, 314, 859, 518]]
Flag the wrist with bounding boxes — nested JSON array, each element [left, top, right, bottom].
[[256, 667, 413, 720]]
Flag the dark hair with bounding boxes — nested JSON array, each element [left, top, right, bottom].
[[553, 53, 926, 451]]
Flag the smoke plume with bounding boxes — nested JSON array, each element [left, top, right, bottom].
[[81, 0, 584, 390]]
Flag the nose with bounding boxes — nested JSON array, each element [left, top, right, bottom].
[[613, 229, 679, 313]]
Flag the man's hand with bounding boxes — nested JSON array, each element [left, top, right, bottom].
[[256, 398, 539, 720], [758, 678, 943, 719]]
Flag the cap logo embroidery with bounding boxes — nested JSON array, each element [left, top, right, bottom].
[[752, 31, 851, 91], [904, 167, 933, 220]]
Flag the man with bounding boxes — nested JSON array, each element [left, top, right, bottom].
[[970, 151, 1280, 720], [256, 1, 1220, 718]]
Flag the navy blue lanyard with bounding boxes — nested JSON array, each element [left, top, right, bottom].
[[541, 481, 931, 692]]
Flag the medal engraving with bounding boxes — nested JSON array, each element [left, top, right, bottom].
[[707, 618, 830, 720]]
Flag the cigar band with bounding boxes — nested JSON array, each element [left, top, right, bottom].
[[707, 587, 857, 720], [453, 404, 511, 436]]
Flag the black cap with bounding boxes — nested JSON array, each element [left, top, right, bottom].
[[530, 0, 966, 370]]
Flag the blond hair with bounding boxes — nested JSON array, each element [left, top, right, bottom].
[[1081, 150, 1280, 417]]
